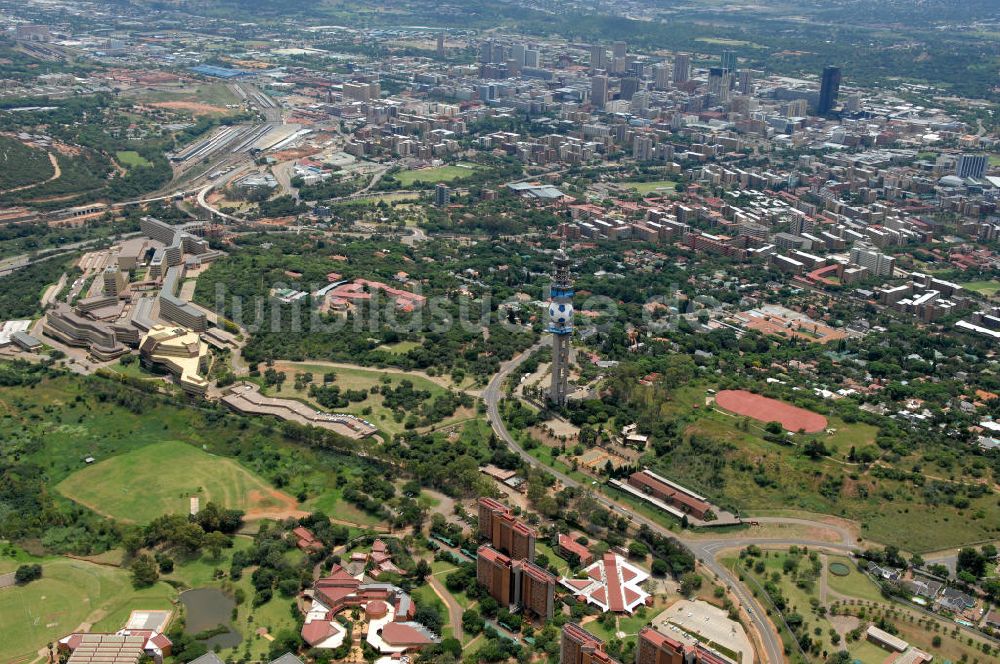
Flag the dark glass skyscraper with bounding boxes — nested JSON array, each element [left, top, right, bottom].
[[818, 65, 841, 116]]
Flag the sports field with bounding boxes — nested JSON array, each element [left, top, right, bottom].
[[715, 389, 827, 433], [625, 179, 679, 194], [961, 279, 1000, 297], [115, 151, 152, 168], [0, 558, 173, 664], [394, 163, 481, 187], [56, 440, 298, 523]]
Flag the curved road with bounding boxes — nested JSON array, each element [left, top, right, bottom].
[[483, 339, 860, 664]]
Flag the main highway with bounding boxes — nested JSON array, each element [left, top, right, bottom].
[[483, 338, 860, 664]]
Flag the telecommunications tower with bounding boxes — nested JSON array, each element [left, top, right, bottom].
[[547, 250, 574, 406]]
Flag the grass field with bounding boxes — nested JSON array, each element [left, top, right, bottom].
[[848, 639, 893, 663], [825, 556, 882, 602], [56, 440, 292, 523], [694, 37, 765, 48], [376, 340, 422, 354], [961, 279, 1000, 296], [115, 151, 151, 168], [394, 164, 482, 187], [625, 179, 680, 194], [131, 83, 240, 115], [0, 558, 173, 664]]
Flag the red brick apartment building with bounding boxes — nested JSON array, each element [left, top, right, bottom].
[[478, 497, 537, 561], [637, 627, 732, 664], [476, 545, 556, 620], [477, 544, 515, 607], [637, 627, 686, 664], [560, 623, 620, 664], [518, 558, 556, 620]]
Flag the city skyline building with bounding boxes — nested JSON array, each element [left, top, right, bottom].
[[673, 53, 690, 84], [818, 65, 842, 115], [956, 154, 988, 179], [591, 75, 609, 110], [721, 49, 736, 73]]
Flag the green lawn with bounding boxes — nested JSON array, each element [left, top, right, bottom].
[[56, 440, 289, 524], [300, 487, 386, 527], [694, 37, 766, 48], [825, 556, 883, 602], [376, 340, 422, 354], [625, 179, 680, 195], [0, 558, 173, 664], [848, 639, 894, 663], [961, 280, 1000, 297], [394, 164, 481, 187], [115, 151, 151, 168]]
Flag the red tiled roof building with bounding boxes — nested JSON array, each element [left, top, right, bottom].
[[627, 470, 712, 520], [558, 533, 594, 566]]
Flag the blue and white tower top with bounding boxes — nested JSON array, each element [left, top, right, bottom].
[[547, 250, 574, 335]]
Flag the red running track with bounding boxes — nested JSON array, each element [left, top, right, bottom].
[[715, 389, 827, 433]]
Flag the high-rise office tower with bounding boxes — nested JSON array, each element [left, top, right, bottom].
[[817, 65, 841, 115], [524, 49, 540, 68], [673, 53, 690, 84], [478, 40, 493, 64], [721, 49, 737, 73], [591, 75, 609, 110], [548, 250, 574, 406], [590, 44, 607, 72], [653, 63, 671, 90], [619, 77, 640, 100], [708, 67, 725, 96], [436, 33, 445, 57], [738, 69, 752, 95], [511, 43, 526, 67], [612, 40, 627, 59], [560, 623, 619, 664], [956, 154, 988, 179]]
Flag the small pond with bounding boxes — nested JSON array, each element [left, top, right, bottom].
[[180, 587, 242, 649]]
